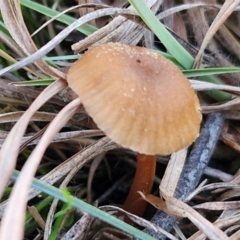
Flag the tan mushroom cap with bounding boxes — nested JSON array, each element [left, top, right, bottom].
[[67, 42, 202, 155]]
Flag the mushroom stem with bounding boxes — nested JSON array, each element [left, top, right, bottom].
[[123, 154, 156, 217]]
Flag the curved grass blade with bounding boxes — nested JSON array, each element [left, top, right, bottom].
[[20, 0, 97, 36]]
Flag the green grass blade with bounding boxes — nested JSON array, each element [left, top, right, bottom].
[[129, 0, 193, 69], [200, 75, 232, 101], [128, 0, 232, 102], [43, 55, 80, 61], [12, 170, 157, 240], [49, 203, 71, 240], [183, 67, 240, 77], [10, 79, 55, 86]]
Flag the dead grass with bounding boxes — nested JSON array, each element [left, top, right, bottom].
[[1, 0, 240, 239]]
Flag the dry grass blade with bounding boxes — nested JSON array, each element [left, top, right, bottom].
[[78, 1, 97, 26], [160, 148, 187, 199], [0, 44, 43, 78], [44, 149, 103, 239], [189, 214, 240, 240], [0, 79, 66, 200], [0, 0, 64, 78], [194, 201, 240, 210], [0, 8, 137, 77], [138, 192, 180, 219], [160, 2, 222, 21], [100, 205, 178, 240], [0, 137, 117, 218], [31, 3, 104, 37], [191, 79, 240, 112], [0, 30, 25, 57], [190, 80, 240, 94], [229, 229, 240, 239], [0, 98, 81, 240], [221, 124, 240, 153], [44, 167, 79, 240], [0, 129, 103, 151], [217, 189, 240, 201], [202, 97, 240, 113], [140, 192, 228, 240], [60, 212, 93, 240], [194, 0, 240, 66], [187, 182, 240, 202], [183, 0, 211, 48], [217, 24, 240, 61], [204, 167, 233, 182], [43, 152, 104, 239], [87, 153, 105, 203], [180, 203, 228, 240], [72, 0, 157, 52], [0, 78, 66, 107], [0, 111, 57, 124], [226, 168, 240, 185], [18, 129, 104, 148], [28, 206, 46, 231]]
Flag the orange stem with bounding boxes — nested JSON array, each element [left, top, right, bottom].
[[123, 153, 156, 217]]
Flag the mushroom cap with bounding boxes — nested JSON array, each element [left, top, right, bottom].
[[67, 42, 202, 155]]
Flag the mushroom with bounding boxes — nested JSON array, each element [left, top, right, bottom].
[[67, 42, 202, 218]]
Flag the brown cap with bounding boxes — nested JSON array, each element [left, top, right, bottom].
[[67, 42, 202, 155]]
